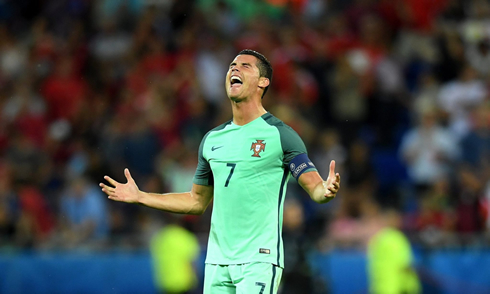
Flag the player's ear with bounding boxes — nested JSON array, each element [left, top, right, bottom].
[[258, 77, 270, 89]]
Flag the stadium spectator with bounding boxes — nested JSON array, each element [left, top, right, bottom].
[[59, 176, 108, 248], [5, 131, 48, 186], [41, 55, 88, 121], [3, 79, 47, 147], [413, 177, 457, 247], [16, 185, 55, 248], [399, 105, 459, 194], [437, 64, 487, 139], [455, 102, 490, 235]]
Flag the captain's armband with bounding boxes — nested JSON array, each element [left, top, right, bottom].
[[288, 153, 317, 179]]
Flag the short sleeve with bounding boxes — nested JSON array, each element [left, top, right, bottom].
[[193, 134, 214, 186], [279, 125, 308, 164], [277, 124, 317, 178]]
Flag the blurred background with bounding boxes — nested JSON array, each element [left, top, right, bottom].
[[1, 0, 490, 293]]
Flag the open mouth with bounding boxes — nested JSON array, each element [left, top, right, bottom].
[[230, 76, 243, 87]]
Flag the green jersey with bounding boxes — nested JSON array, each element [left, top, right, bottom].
[[193, 113, 316, 267]]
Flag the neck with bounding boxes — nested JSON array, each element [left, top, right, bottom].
[[230, 97, 267, 126]]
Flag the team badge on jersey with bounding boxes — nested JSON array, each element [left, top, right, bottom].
[[251, 140, 266, 157]]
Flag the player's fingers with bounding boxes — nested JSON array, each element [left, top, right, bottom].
[[101, 188, 113, 197], [100, 187, 116, 197], [107, 195, 122, 202], [104, 175, 119, 187], [336, 173, 341, 184], [329, 160, 336, 176], [124, 168, 134, 184], [100, 183, 115, 193], [323, 181, 337, 195]]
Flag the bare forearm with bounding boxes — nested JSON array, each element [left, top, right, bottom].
[[298, 169, 340, 204], [138, 191, 208, 215], [101, 170, 214, 215]]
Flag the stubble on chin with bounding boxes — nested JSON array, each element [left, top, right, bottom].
[[227, 89, 243, 103], [229, 95, 245, 103]]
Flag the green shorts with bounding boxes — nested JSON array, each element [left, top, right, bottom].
[[203, 262, 283, 294]]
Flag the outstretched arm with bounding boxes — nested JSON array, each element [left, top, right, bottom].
[[100, 168, 213, 215], [298, 160, 341, 204]]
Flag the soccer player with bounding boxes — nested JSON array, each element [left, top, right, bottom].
[[100, 49, 341, 294]]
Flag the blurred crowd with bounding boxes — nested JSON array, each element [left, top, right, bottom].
[[1, 0, 490, 276]]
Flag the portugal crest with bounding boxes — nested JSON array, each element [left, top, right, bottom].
[[251, 140, 266, 157]]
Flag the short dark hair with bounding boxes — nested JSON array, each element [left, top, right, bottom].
[[238, 49, 273, 98]]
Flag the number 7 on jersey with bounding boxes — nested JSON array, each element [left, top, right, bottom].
[[225, 163, 236, 187]]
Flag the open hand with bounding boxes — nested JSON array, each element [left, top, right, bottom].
[[323, 160, 341, 197], [100, 168, 140, 203]]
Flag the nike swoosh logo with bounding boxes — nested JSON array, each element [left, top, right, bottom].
[[211, 146, 224, 151]]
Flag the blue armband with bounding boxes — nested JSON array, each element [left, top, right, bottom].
[[288, 153, 316, 179]]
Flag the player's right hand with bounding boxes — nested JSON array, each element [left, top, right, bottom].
[[100, 168, 141, 203], [324, 160, 340, 198]]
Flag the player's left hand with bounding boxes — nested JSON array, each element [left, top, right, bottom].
[[323, 160, 340, 197]]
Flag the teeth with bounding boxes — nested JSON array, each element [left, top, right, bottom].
[[231, 76, 242, 84]]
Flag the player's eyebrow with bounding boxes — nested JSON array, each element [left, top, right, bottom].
[[229, 62, 252, 67]]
